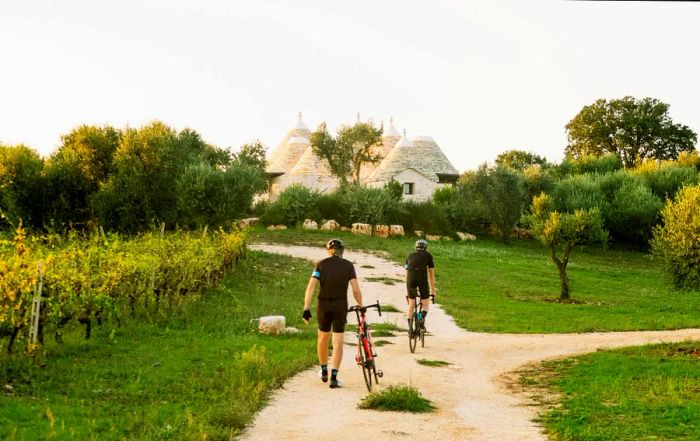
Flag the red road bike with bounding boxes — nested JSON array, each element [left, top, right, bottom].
[[348, 302, 384, 391]]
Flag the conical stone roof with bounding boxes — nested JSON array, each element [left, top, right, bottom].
[[367, 132, 458, 184], [266, 113, 311, 173], [289, 146, 333, 176]]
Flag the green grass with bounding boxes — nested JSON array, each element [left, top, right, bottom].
[[358, 384, 436, 413], [365, 276, 403, 285], [379, 304, 401, 313], [373, 339, 392, 347], [519, 342, 700, 441], [251, 227, 700, 333], [0, 251, 317, 441], [417, 359, 451, 367]]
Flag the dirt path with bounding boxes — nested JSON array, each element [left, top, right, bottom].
[[241, 244, 700, 441]]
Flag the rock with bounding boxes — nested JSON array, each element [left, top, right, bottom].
[[258, 316, 286, 334], [284, 327, 302, 334], [414, 230, 424, 237], [457, 232, 477, 241], [239, 217, 259, 228], [321, 220, 340, 230], [442, 236, 453, 241], [374, 224, 389, 238], [303, 219, 318, 230], [266, 225, 288, 230], [426, 234, 442, 241], [352, 223, 372, 236], [340, 226, 351, 232], [390, 225, 405, 236]]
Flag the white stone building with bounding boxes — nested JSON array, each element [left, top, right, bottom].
[[265, 113, 460, 200]]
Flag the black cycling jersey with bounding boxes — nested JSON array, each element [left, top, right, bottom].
[[312, 255, 357, 302], [405, 250, 434, 300], [404, 250, 435, 273]]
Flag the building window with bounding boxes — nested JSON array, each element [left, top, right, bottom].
[[403, 182, 414, 195]]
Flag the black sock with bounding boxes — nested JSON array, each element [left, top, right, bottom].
[[321, 364, 328, 375], [331, 369, 338, 381], [421, 311, 428, 319]]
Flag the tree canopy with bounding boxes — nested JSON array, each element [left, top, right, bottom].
[[310, 121, 383, 185], [565, 97, 697, 168], [495, 149, 548, 171]]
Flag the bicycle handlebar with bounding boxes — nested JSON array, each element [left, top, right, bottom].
[[348, 301, 382, 317]]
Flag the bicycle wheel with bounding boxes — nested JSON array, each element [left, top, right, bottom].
[[408, 318, 418, 353], [359, 335, 373, 391], [370, 359, 380, 384]]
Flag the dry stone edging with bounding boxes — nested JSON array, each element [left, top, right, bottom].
[[242, 243, 700, 441]]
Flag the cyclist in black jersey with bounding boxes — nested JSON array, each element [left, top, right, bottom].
[[405, 239, 436, 330], [302, 238, 364, 389]]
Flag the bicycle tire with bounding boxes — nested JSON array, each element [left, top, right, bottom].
[[408, 318, 418, 353], [370, 359, 379, 384], [359, 335, 373, 391], [420, 325, 425, 348]]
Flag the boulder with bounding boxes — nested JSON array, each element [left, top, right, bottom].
[[321, 220, 340, 230], [414, 230, 424, 237], [258, 315, 286, 334], [352, 223, 372, 236], [303, 219, 318, 230], [340, 226, 351, 232], [374, 224, 389, 238], [284, 327, 302, 334], [390, 225, 405, 237], [426, 234, 442, 241], [239, 217, 259, 228], [457, 232, 477, 241]]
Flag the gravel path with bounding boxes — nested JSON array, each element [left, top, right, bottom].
[[241, 244, 700, 441]]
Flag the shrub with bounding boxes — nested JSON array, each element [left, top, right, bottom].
[[340, 185, 404, 226], [651, 184, 700, 289], [315, 192, 349, 226], [558, 153, 622, 176], [401, 200, 451, 235], [358, 385, 435, 413], [433, 185, 484, 233], [605, 179, 663, 246], [260, 184, 319, 226], [634, 163, 698, 200], [551, 174, 604, 213], [469, 165, 527, 241]]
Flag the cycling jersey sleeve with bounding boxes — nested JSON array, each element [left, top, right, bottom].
[[312, 262, 321, 279], [348, 262, 357, 280]]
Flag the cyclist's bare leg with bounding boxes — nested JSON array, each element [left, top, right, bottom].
[[421, 297, 430, 314], [317, 330, 331, 365], [330, 332, 344, 370], [407, 298, 417, 319]]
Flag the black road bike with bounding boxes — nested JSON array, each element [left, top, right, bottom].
[[408, 294, 434, 353]]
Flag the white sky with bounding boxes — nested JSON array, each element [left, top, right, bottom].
[[1, 0, 699, 172]]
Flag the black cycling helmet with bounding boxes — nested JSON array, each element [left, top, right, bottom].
[[415, 239, 428, 250], [326, 238, 345, 250]]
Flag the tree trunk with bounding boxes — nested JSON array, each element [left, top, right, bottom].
[[549, 245, 570, 300]]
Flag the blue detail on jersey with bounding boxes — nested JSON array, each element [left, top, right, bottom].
[[312, 271, 321, 279]]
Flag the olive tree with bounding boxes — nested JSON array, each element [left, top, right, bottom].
[[528, 193, 608, 299]]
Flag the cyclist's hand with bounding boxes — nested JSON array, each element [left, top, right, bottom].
[[302, 309, 312, 324]]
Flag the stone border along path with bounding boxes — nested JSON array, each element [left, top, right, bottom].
[[241, 244, 700, 441]]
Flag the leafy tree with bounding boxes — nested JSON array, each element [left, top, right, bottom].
[[651, 184, 700, 289], [528, 193, 608, 299], [433, 184, 485, 233], [234, 141, 266, 171], [467, 165, 527, 242], [43, 125, 122, 228], [565, 97, 697, 168], [495, 149, 547, 171], [92, 121, 228, 231], [0, 144, 45, 229], [556, 153, 623, 177], [310, 121, 383, 185]]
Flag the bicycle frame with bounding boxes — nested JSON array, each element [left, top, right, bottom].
[[407, 294, 434, 353], [348, 302, 383, 391]]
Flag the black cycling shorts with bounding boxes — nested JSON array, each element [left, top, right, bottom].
[[407, 275, 430, 300], [317, 300, 347, 333]]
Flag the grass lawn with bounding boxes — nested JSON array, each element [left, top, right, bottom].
[[0, 251, 317, 441], [251, 227, 700, 333], [519, 342, 700, 441]]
